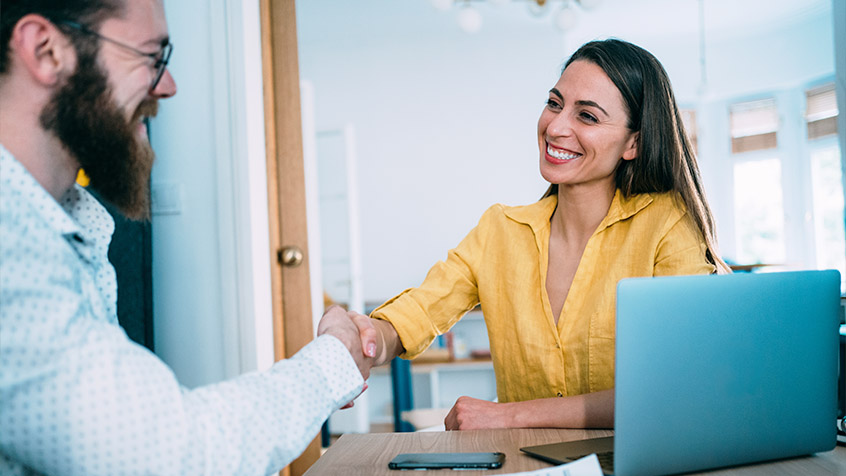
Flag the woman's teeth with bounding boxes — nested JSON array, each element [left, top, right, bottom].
[[547, 145, 580, 160]]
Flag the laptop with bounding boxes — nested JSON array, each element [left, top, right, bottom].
[[521, 270, 841, 476]]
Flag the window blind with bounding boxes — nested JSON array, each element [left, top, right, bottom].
[[730, 98, 779, 153], [805, 83, 838, 140]]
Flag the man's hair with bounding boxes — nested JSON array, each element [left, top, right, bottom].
[[0, 0, 123, 74]]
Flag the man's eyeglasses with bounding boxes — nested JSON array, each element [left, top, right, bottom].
[[56, 20, 173, 91]]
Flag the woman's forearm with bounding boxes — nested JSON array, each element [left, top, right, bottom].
[[506, 389, 614, 429]]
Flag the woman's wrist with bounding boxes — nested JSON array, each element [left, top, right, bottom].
[[371, 318, 402, 366], [502, 401, 520, 428], [373, 320, 389, 365]]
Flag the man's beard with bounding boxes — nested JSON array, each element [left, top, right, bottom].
[[40, 51, 158, 221]]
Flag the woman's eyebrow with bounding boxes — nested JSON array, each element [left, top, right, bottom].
[[549, 88, 564, 101], [575, 100, 609, 118], [549, 89, 609, 118]]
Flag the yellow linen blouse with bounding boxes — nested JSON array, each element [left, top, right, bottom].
[[371, 190, 715, 403]]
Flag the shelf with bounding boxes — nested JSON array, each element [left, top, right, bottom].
[[371, 358, 492, 375]]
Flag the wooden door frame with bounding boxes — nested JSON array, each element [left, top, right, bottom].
[[259, 1, 320, 474]]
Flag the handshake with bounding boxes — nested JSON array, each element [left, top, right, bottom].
[[316, 306, 501, 430], [317, 305, 405, 409], [316, 305, 381, 387]]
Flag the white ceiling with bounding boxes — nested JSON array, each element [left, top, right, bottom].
[[297, 0, 833, 47], [296, 0, 835, 105]]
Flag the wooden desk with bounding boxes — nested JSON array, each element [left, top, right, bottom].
[[304, 429, 846, 475]]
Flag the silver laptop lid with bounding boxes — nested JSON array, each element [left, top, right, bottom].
[[614, 270, 840, 476]]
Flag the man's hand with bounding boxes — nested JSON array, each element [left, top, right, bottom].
[[317, 306, 377, 380], [444, 396, 510, 430]]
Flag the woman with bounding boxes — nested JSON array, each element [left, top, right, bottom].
[[349, 39, 729, 430]]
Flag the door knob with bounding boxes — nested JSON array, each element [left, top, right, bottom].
[[278, 246, 304, 267]]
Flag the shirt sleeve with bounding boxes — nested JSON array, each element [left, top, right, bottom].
[[370, 206, 496, 358], [0, 221, 364, 476], [653, 211, 716, 276]]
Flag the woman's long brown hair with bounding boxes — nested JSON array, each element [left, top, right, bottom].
[[542, 39, 730, 273]]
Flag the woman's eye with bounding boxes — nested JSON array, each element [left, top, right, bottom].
[[579, 112, 598, 123]]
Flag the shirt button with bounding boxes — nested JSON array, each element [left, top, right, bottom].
[[557, 392, 563, 397]]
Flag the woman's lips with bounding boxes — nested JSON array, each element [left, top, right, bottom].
[[546, 143, 581, 163]]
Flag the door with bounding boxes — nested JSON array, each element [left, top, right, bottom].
[[260, 1, 319, 475]]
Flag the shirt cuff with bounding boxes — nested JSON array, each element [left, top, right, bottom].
[[290, 334, 365, 407]]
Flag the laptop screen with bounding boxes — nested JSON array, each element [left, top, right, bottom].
[[613, 270, 840, 476]]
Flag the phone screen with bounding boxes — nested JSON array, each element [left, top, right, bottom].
[[388, 452, 505, 470]]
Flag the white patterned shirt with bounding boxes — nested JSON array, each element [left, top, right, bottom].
[[0, 145, 364, 476]]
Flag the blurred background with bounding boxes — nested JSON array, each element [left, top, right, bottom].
[[295, 0, 842, 302], [138, 0, 843, 440]]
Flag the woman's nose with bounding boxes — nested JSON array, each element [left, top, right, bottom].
[[546, 111, 573, 137]]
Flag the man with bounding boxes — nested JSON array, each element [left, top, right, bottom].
[[0, 1, 376, 474]]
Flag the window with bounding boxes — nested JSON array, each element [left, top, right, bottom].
[[810, 145, 845, 279], [805, 82, 844, 290], [729, 98, 779, 153], [722, 82, 843, 291], [805, 83, 838, 140], [733, 159, 786, 265], [730, 97, 786, 266]]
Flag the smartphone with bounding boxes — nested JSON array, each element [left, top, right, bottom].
[[388, 452, 505, 470]]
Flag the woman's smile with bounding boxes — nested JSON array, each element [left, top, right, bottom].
[[545, 142, 582, 163]]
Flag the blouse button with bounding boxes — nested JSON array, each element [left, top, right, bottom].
[[557, 392, 563, 397]]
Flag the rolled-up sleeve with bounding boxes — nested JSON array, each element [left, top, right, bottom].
[[370, 207, 495, 358]]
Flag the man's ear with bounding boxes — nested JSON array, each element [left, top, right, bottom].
[[9, 14, 77, 87], [622, 131, 639, 161]]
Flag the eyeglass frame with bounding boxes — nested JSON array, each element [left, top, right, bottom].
[[55, 20, 173, 91]]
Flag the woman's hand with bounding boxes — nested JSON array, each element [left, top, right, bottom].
[[444, 396, 511, 430], [444, 390, 615, 430], [322, 307, 406, 408], [348, 312, 405, 367]]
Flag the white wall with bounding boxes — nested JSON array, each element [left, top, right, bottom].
[[150, 0, 224, 387], [296, 0, 836, 302], [150, 0, 272, 388]]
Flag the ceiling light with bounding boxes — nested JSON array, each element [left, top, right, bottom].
[[554, 2, 578, 31], [431, 0, 602, 33], [457, 4, 483, 33], [527, 0, 553, 16]]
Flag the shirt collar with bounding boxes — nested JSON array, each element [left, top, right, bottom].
[[0, 144, 114, 251], [502, 194, 558, 231], [502, 189, 654, 233], [598, 189, 654, 231]]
